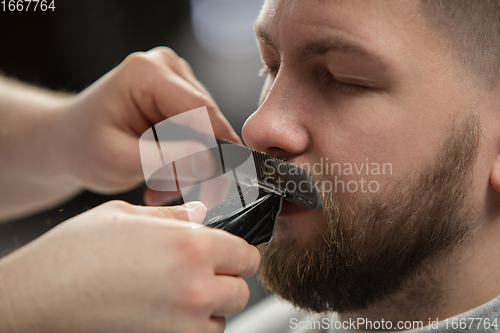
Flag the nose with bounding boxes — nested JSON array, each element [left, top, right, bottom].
[[242, 74, 310, 161]]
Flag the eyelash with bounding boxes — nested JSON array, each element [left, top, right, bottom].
[[258, 65, 279, 77], [259, 65, 366, 93], [321, 71, 366, 93]]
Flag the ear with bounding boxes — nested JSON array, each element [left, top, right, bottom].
[[490, 155, 500, 193]]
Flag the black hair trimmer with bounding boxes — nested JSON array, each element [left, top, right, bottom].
[[203, 187, 283, 246]]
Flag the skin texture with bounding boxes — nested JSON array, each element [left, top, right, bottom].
[[259, 115, 478, 314], [0, 201, 260, 333], [0, 47, 240, 221], [242, 0, 500, 327], [0, 47, 259, 332]]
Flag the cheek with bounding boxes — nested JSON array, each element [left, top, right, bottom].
[[308, 97, 451, 198]]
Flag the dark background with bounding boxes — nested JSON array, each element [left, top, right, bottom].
[[0, 0, 267, 317]]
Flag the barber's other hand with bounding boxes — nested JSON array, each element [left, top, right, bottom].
[[0, 201, 260, 333], [51, 47, 240, 203]]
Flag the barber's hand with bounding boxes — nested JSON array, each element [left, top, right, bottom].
[[0, 201, 260, 333], [51, 47, 240, 205]]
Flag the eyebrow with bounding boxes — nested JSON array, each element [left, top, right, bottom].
[[255, 28, 279, 55], [255, 23, 387, 65]]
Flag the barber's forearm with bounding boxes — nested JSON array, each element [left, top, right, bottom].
[[0, 76, 82, 221], [0, 259, 19, 333]]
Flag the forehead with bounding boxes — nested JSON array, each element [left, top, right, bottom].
[[255, 0, 426, 61], [258, 0, 419, 28]]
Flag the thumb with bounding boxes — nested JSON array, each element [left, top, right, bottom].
[[141, 201, 208, 223]]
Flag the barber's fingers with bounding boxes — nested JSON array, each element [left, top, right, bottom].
[[100, 201, 259, 274], [128, 205, 260, 276], [120, 209, 260, 276], [149, 202, 207, 223], [118, 201, 207, 224], [143, 189, 182, 207], [211, 275, 251, 317], [152, 72, 240, 144], [210, 231, 261, 277], [131, 69, 212, 125], [147, 47, 208, 97], [140, 47, 241, 144]]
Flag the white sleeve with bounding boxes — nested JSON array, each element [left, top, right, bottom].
[[225, 296, 309, 333]]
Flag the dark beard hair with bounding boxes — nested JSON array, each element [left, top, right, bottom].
[[258, 116, 480, 313]]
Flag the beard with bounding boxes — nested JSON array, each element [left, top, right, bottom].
[[258, 116, 480, 313]]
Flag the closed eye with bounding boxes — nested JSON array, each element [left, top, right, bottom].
[[259, 64, 280, 77], [316, 68, 369, 93]]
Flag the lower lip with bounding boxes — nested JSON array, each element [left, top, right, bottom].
[[279, 200, 309, 216]]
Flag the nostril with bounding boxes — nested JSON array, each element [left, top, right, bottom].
[[242, 99, 310, 160], [267, 147, 291, 161]]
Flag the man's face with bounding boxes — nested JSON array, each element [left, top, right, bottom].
[[241, 0, 489, 312]]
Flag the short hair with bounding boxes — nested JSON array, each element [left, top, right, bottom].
[[420, 0, 500, 86]]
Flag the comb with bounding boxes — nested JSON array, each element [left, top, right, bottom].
[[214, 138, 321, 210], [148, 124, 322, 210]]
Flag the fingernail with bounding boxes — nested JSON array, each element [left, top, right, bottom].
[[182, 201, 206, 213], [190, 150, 216, 179], [189, 222, 205, 229]]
